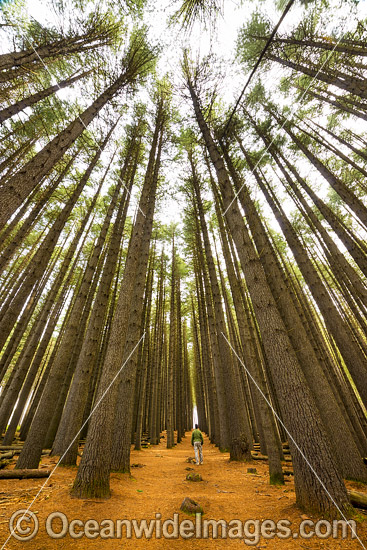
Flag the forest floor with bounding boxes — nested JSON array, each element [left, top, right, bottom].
[[0, 432, 366, 549]]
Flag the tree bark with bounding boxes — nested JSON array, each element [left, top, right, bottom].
[[71, 94, 166, 498], [186, 69, 352, 515]]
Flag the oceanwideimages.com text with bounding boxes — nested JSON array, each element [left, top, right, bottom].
[[9, 510, 358, 545]]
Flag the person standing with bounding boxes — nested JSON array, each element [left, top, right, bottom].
[[191, 423, 204, 465]]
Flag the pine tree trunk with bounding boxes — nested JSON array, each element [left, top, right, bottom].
[[0, 151, 80, 275], [0, 70, 92, 123], [191, 165, 252, 461], [212, 183, 283, 482], [253, 161, 367, 411], [134, 258, 154, 450], [51, 146, 136, 463], [0, 131, 111, 353], [301, 87, 367, 123], [267, 53, 367, 99], [0, 32, 112, 71], [109, 128, 163, 472], [271, 111, 367, 228], [71, 96, 166, 498], [227, 141, 367, 481], [0, 64, 134, 224], [193, 270, 219, 442], [166, 236, 176, 449], [186, 73, 352, 515], [15, 131, 116, 470], [277, 152, 367, 277]]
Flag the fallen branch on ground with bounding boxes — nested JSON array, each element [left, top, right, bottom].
[[0, 469, 51, 479]]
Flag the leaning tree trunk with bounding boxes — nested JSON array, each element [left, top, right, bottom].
[[265, 143, 367, 309], [186, 71, 352, 516], [253, 161, 367, 412], [51, 136, 140, 464], [225, 141, 367, 482], [270, 110, 367, 229], [15, 131, 117, 470], [267, 52, 367, 99], [2, 276, 74, 445], [71, 95, 166, 499], [261, 34, 367, 56], [0, 30, 112, 71], [300, 86, 367, 123], [110, 125, 163, 472], [277, 149, 367, 277], [0, 151, 80, 275], [0, 167, 94, 437], [0, 128, 113, 356], [191, 163, 252, 461], [0, 70, 92, 123], [0, 45, 150, 225], [211, 182, 284, 482]]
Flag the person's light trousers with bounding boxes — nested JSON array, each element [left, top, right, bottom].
[[194, 441, 203, 464]]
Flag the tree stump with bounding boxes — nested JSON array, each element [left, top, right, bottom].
[[180, 497, 204, 515], [186, 472, 202, 482]]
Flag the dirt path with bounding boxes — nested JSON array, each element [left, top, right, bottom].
[[0, 432, 366, 549]]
